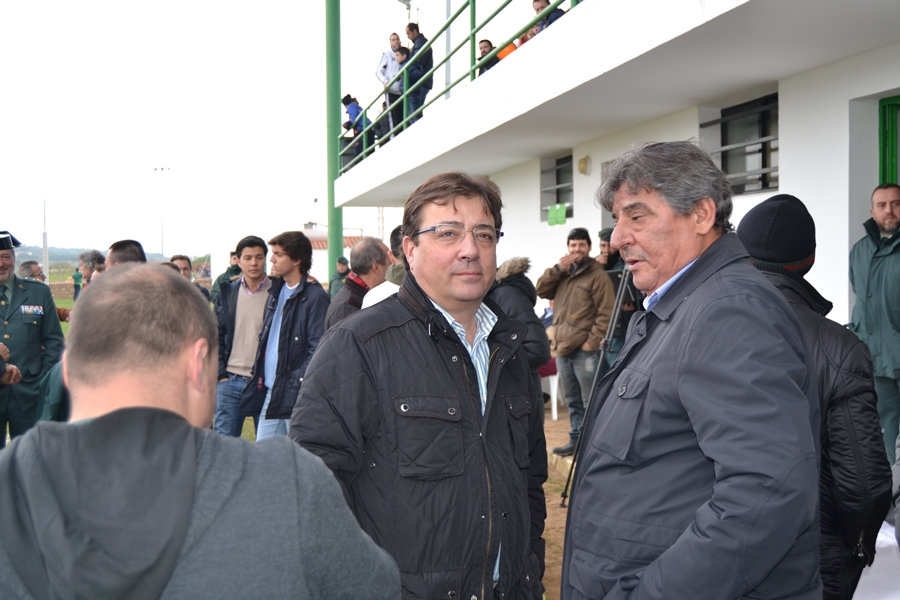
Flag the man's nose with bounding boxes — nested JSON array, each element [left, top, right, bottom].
[[610, 225, 625, 250]]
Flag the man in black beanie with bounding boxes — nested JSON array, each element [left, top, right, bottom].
[[738, 193, 892, 600]]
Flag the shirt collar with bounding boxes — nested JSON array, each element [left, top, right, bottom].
[[240, 276, 271, 294], [642, 259, 698, 312], [430, 300, 498, 346]]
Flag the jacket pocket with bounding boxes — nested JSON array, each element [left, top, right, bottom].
[[591, 367, 649, 461], [400, 569, 462, 600], [504, 393, 533, 468], [23, 314, 43, 341], [393, 395, 464, 480]]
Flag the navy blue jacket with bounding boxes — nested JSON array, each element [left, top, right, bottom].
[[240, 275, 329, 420], [410, 33, 433, 90]]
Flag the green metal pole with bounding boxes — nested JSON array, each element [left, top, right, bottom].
[[403, 70, 409, 130], [469, 0, 476, 81], [326, 0, 343, 274]]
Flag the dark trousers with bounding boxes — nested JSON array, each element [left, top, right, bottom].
[[0, 398, 36, 449], [386, 92, 404, 133]]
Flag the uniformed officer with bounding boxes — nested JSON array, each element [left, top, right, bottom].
[[0, 231, 64, 446]]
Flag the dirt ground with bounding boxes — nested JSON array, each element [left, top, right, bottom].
[[541, 406, 574, 600]]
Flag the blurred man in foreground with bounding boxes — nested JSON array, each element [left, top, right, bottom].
[[0, 264, 399, 599]]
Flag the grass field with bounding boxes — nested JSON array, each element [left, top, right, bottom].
[[55, 297, 74, 337]]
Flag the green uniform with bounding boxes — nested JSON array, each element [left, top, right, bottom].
[[210, 264, 241, 304], [0, 275, 64, 445], [849, 218, 900, 464]]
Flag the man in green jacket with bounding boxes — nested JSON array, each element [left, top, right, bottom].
[[209, 252, 241, 304], [850, 183, 900, 465], [0, 231, 64, 447]]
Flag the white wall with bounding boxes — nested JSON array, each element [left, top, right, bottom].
[[572, 108, 702, 232], [488, 108, 703, 312], [778, 40, 900, 322]]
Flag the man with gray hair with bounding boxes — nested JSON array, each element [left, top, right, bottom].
[[16, 261, 44, 282], [324, 236, 390, 329], [561, 141, 821, 599], [0, 264, 400, 598], [77, 249, 105, 288]]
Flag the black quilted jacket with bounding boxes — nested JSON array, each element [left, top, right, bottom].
[[761, 269, 892, 600], [290, 273, 547, 600]]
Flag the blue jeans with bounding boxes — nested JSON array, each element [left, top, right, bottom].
[[407, 88, 428, 123], [604, 337, 625, 369], [256, 388, 288, 441], [557, 349, 600, 443], [214, 374, 247, 437], [874, 376, 900, 465]]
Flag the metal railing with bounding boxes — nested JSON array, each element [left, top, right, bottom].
[[338, 0, 577, 175]]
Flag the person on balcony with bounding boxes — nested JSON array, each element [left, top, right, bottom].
[[405, 22, 432, 123], [375, 32, 403, 135]]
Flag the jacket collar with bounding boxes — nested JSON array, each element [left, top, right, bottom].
[[650, 232, 749, 321], [268, 273, 310, 299], [863, 217, 900, 250], [756, 265, 832, 317], [398, 272, 523, 351]]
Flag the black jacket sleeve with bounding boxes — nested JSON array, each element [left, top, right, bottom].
[[489, 287, 551, 370], [213, 286, 229, 381], [822, 331, 892, 564]]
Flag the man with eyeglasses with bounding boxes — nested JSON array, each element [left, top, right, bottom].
[[290, 172, 548, 600], [536, 227, 615, 456]]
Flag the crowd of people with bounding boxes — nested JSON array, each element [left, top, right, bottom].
[[0, 141, 898, 599], [343, 1, 571, 164]]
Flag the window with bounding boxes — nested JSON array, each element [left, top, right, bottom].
[[701, 94, 778, 194], [540, 156, 573, 223]]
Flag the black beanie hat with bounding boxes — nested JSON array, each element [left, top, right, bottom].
[[737, 194, 816, 275]]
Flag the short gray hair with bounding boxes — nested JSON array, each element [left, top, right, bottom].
[[17, 260, 40, 278], [79, 249, 106, 270], [350, 237, 389, 276], [596, 141, 734, 234]]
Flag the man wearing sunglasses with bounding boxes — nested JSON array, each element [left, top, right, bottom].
[[291, 172, 547, 600]]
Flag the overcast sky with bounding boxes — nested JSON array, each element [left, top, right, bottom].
[[1, 0, 535, 270]]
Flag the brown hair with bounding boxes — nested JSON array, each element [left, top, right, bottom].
[[67, 263, 216, 385], [268, 231, 313, 275], [402, 172, 503, 241], [169, 254, 192, 268]]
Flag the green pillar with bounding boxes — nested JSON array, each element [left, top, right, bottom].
[[469, 0, 476, 81], [326, 0, 343, 271]]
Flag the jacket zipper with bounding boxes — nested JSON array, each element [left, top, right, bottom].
[[460, 343, 500, 600]]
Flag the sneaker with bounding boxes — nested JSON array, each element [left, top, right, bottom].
[[552, 441, 577, 456]]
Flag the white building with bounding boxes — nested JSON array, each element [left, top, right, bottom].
[[335, 0, 900, 323]]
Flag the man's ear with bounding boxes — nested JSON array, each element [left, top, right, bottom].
[[187, 338, 211, 394], [61, 351, 69, 387], [402, 237, 417, 273], [692, 197, 717, 235]]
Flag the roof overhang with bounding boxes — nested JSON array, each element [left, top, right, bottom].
[[336, 0, 900, 207]]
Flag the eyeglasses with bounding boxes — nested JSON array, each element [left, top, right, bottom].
[[414, 223, 504, 246]]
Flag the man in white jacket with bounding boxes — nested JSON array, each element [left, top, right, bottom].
[[375, 32, 403, 135]]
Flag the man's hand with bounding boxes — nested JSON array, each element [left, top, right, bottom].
[[595, 254, 608, 267], [0, 342, 9, 362], [0, 364, 21, 385], [580, 342, 594, 351], [558, 253, 580, 271]]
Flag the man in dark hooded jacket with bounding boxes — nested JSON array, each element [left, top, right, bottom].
[[738, 194, 892, 600], [488, 257, 551, 416], [0, 263, 399, 600]]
